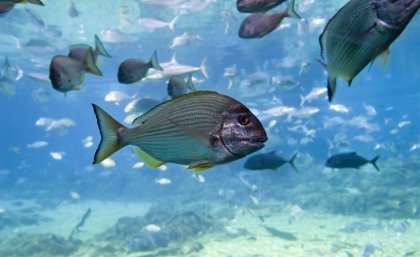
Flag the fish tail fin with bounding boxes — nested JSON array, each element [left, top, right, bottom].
[[186, 73, 196, 91], [288, 152, 299, 173], [287, 0, 301, 19], [199, 57, 209, 79], [92, 104, 126, 164], [169, 15, 179, 31], [149, 50, 163, 71], [28, 0, 44, 5], [299, 95, 305, 106], [327, 76, 336, 102], [94, 34, 111, 58], [82, 48, 102, 76], [371, 156, 380, 171]]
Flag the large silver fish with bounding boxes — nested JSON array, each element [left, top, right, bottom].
[[319, 0, 420, 101], [92, 91, 267, 171]]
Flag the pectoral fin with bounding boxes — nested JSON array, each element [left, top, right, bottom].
[[133, 148, 165, 168], [376, 48, 390, 68]]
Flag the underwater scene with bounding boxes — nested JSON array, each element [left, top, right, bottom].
[[0, 0, 419, 256]]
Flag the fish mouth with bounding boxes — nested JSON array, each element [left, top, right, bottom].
[[249, 135, 268, 148]]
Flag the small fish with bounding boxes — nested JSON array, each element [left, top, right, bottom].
[[271, 76, 300, 90], [145, 54, 208, 80], [325, 152, 380, 171], [319, 0, 420, 101], [0, 3, 14, 14], [69, 191, 81, 200], [101, 158, 116, 168], [238, 0, 300, 39], [92, 91, 267, 171], [244, 152, 298, 172], [68, 35, 111, 64], [329, 104, 350, 113], [237, 0, 286, 13], [169, 32, 201, 49], [155, 178, 171, 185], [49, 48, 102, 94], [50, 151, 64, 160], [299, 87, 327, 106], [167, 74, 196, 98], [68, 1, 80, 18], [118, 50, 163, 84], [27, 140, 48, 149], [82, 136, 93, 148], [32, 88, 50, 103], [0, 77, 16, 97], [137, 15, 179, 32], [104, 90, 133, 105], [124, 98, 161, 113], [263, 226, 298, 241], [0, 0, 44, 6]]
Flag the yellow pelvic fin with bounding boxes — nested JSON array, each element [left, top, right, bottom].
[[72, 85, 81, 91], [133, 148, 165, 168], [187, 162, 214, 172], [377, 48, 390, 68]]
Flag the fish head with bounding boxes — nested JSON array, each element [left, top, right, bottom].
[[374, 0, 420, 27], [49, 56, 83, 92], [220, 103, 267, 158]]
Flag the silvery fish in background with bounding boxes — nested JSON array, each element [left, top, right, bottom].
[[319, 0, 420, 101], [92, 91, 267, 171]]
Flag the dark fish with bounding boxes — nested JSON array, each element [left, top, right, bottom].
[[237, 0, 286, 13], [92, 91, 267, 171], [49, 48, 102, 95], [0, 3, 14, 14], [319, 0, 420, 101], [325, 152, 380, 171], [25, 8, 44, 28], [0, 0, 43, 5], [118, 50, 163, 84], [68, 1, 80, 18], [68, 35, 111, 63], [167, 74, 196, 98], [244, 151, 298, 172], [263, 226, 298, 241], [238, 0, 300, 39]]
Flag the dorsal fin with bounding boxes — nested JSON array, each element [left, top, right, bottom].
[[170, 53, 177, 64]]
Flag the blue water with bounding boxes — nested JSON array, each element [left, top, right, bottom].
[[0, 1, 419, 256]]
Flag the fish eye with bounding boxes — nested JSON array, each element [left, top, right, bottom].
[[238, 115, 250, 125]]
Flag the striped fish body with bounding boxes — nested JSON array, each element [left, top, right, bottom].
[[124, 92, 234, 164], [92, 91, 267, 170], [320, 0, 420, 101]]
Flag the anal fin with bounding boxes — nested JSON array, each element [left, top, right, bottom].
[[133, 148, 165, 168]]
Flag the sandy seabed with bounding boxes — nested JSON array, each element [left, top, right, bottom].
[[0, 199, 419, 257]]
